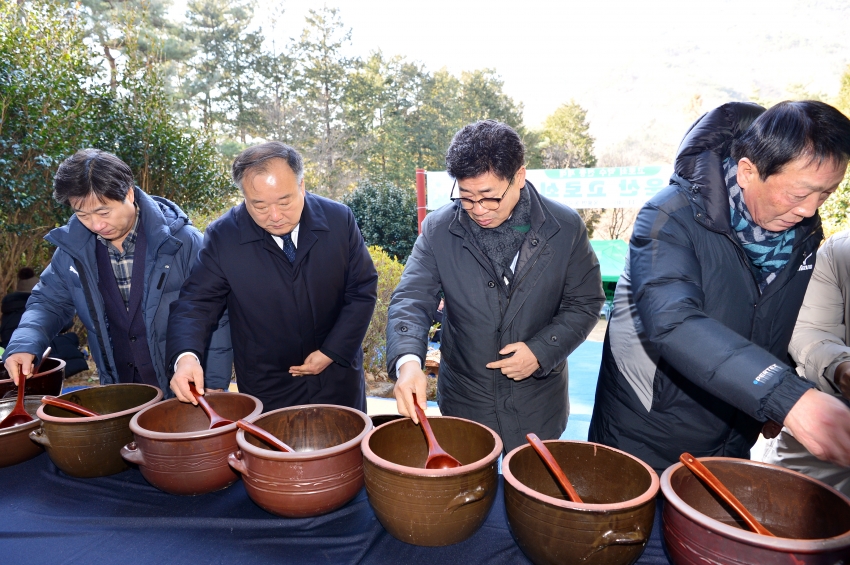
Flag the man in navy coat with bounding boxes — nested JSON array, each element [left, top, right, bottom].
[[166, 142, 378, 412]]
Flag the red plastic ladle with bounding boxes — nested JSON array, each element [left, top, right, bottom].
[[526, 433, 583, 503], [41, 395, 100, 417], [0, 346, 51, 429], [412, 393, 461, 469], [189, 383, 233, 429], [236, 419, 294, 452], [680, 452, 774, 536]]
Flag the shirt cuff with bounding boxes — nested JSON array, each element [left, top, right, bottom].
[[174, 351, 200, 372], [396, 354, 422, 377]]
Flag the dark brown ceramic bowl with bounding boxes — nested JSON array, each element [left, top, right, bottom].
[[0, 397, 45, 467], [0, 357, 66, 399], [228, 404, 372, 517], [661, 457, 850, 564], [31, 384, 162, 478], [361, 415, 502, 547], [122, 392, 262, 495], [503, 440, 659, 565]]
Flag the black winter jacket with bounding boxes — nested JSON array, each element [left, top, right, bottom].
[[588, 103, 819, 473]]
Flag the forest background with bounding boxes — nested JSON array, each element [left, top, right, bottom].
[[2, 0, 850, 375]]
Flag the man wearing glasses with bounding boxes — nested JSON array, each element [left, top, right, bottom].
[[387, 120, 604, 452]]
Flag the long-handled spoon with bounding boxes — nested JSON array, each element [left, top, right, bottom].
[[41, 395, 100, 417], [189, 383, 233, 429], [680, 452, 774, 536], [0, 346, 50, 429], [526, 433, 584, 503], [236, 419, 294, 452], [412, 392, 461, 469]]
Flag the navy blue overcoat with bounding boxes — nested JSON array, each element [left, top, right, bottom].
[[166, 193, 378, 412]]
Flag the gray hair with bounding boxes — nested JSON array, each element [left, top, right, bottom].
[[232, 141, 304, 190]]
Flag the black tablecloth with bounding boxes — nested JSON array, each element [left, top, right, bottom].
[[1, 454, 672, 565]]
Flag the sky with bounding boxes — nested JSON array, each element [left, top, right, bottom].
[[173, 0, 850, 158]]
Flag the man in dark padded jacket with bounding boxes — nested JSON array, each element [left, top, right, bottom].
[[589, 101, 850, 473]]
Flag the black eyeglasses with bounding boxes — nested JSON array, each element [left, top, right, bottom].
[[449, 178, 513, 211]]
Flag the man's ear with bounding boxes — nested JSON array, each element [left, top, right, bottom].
[[514, 165, 527, 188], [300, 179, 306, 195], [737, 158, 759, 190], [126, 185, 136, 204]]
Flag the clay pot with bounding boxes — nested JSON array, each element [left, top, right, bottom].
[[31, 384, 162, 478], [361, 416, 502, 547], [662, 457, 850, 564], [228, 404, 372, 517], [122, 392, 262, 495], [503, 441, 659, 565], [0, 357, 66, 399], [0, 397, 45, 468]]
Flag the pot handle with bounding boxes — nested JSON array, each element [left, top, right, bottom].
[[445, 485, 488, 513], [29, 427, 51, 448], [227, 450, 248, 476], [120, 442, 146, 466], [582, 527, 648, 560]]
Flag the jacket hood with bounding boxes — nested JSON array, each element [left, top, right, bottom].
[[670, 102, 821, 240], [45, 187, 190, 257]]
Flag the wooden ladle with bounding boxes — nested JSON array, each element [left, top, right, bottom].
[[412, 393, 461, 469], [526, 433, 584, 503], [236, 419, 294, 452], [0, 346, 51, 429], [189, 383, 233, 429], [680, 452, 775, 536], [41, 395, 100, 417]]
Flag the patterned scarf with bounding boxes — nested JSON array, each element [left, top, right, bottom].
[[464, 184, 531, 287], [724, 158, 796, 292]]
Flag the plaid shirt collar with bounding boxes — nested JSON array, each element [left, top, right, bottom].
[[97, 204, 140, 308]]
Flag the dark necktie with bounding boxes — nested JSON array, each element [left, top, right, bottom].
[[282, 232, 296, 263]]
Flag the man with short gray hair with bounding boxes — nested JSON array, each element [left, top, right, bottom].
[[167, 141, 378, 412]]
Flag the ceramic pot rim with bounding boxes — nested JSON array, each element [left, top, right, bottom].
[[502, 440, 660, 511], [37, 383, 163, 423], [0, 396, 44, 436], [236, 404, 373, 460], [361, 415, 503, 476], [0, 357, 66, 389], [129, 392, 262, 440], [661, 457, 850, 549]]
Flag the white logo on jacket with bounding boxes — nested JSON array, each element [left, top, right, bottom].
[[798, 252, 813, 271]]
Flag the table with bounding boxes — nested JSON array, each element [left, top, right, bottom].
[[1, 453, 672, 564]]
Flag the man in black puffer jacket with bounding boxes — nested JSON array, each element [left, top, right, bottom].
[[589, 101, 850, 474]]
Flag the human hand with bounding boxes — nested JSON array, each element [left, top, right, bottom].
[[394, 361, 427, 424], [784, 389, 850, 467], [289, 350, 333, 376], [4, 352, 36, 386], [834, 361, 850, 400], [170, 355, 205, 404], [485, 342, 540, 381]]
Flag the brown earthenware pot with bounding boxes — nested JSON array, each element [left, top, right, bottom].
[[228, 404, 372, 517], [0, 397, 45, 467], [661, 457, 850, 564], [31, 384, 162, 478], [122, 392, 262, 495], [0, 357, 66, 399], [361, 415, 502, 547], [503, 440, 659, 565]]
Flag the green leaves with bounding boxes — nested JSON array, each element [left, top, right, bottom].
[[343, 178, 418, 263], [0, 0, 231, 295]]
